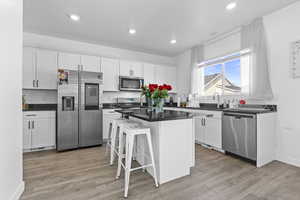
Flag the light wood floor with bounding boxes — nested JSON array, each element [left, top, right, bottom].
[[21, 145, 300, 200]]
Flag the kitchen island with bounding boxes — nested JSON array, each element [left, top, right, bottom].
[[116, 108, 195, 184]]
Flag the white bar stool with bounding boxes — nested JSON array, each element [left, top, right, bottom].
[[105, 118, 139, 165], [116, 125, 159, 198]]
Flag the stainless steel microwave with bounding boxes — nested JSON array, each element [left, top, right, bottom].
[[119, 76, 144, 91]]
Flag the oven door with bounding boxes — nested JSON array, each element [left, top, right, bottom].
[[119, 76, 144, 91]]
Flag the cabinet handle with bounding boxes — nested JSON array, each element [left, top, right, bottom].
[[32, 121, 34, 129], [204, 118, 206, 126], [36, 80, 39, 87], [33, 80, 35, 87], [28, 121, 30, 129], [25, 114, 36, 117]]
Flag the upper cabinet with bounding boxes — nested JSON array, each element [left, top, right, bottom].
[[101, 57, 119, 91], [23, 47, 36, 89], [81, 55, 101, 72], [23, 47, 58, 89], [120, 60, 144, 77], [36, 49, 58, 89], [58, 53, 101, 72], [58, 52, 81, 70], [143, 63, 156, 85]]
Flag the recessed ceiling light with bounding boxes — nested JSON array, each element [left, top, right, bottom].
[[170, 39, 177, 44], [226, 2, 237, 10], [69, 14, 80, 21], [129, 29, 136, 35]]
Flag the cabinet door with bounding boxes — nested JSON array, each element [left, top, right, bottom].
[[194, 117, 205, 143], [31, 118, 55, 149], [143, 63, 156, 85], [81, 55, 101, 72], [204, 117, 222, 149], [23, 47, 36, 89], [58, 52, 81, 70], [23, 119, 32, 150], [36, 49, 58, 89], [102, 57, 119, 91], [120, 60, 143, 77]]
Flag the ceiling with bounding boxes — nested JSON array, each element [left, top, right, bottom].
[[24, 0, 298, 57]]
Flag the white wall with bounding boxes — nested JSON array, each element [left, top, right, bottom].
[[176, 1, 300, 168], [175, 49, 192, 96], [23, 32, 175, 66], [264, 1, 300, 167], [0, 0, 24, 200]]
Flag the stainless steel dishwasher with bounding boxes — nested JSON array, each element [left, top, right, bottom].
[[222, 112, 257, 161]]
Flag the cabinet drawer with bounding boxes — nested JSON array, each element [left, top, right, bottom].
[[23, 111, 56, 119]]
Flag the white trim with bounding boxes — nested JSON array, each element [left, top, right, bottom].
[[10, 181, 24, 200], [198, 49, 251, 67]]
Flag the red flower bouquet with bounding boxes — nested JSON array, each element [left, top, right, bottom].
[[141, 84, 172, 112]]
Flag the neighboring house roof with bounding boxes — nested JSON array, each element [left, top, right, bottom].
[[204, 73, 241, 92]]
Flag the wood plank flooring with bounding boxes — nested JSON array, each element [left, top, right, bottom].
[[21, 145, 300, 200]]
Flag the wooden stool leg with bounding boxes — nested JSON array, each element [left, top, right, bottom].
[[116, 130, 124, 179], [146, 133, 159, 187], [124, 134, 134, 198]]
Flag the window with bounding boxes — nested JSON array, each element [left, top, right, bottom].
[[199, 50, 251, 96]]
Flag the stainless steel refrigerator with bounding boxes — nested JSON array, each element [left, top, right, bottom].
[[57, 67, 103, 151]]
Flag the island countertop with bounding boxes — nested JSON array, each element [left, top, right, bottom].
[[115, 108, 193, 122]]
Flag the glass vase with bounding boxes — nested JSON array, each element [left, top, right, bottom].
[[153, 98, 164, 113]]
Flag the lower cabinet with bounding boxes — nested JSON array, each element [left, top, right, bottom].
[[102, 109, 121, 140], [195, 115, 222, 149], [23, 111, 56, 152]]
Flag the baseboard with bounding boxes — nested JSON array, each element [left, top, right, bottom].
[[10, 181, 24, 200], [276, 153, 300, 167]]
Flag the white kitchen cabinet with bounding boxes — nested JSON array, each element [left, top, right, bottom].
[[143, 63, 156, 85], [23, 47, 58, 89], [81, 55, 101, 72], [23, 111, 56, 152], [23, 118, 32, 150], [203, 116, 222, 149], [101, 57, 119, 91], [23, 47, 37, 89], [103, 109, 121, 140], [58, 52, 81, 70], [31, 117, 55, 149], [120, 60, 144, 77], [194, 116, 205, 143], [36, 49, 58, 89]]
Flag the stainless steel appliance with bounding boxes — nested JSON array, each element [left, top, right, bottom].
[[119, 76, 144, 91], [222, 112, 257, 161], [57, 68, 103, 151]]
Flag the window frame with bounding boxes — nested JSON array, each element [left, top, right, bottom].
[[198, 49, 251, 97]]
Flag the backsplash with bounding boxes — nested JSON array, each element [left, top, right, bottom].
[[23, 89, 57, 104], [102, 91, 142, 103], [23, 90, 176, 104]]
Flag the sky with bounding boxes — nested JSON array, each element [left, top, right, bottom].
[[204, 59, 241, 86]]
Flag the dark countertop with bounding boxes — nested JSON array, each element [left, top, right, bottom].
[[23, 104, 57, 112], [115, 108, 193, 122], [104, 103, 277, 114]]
